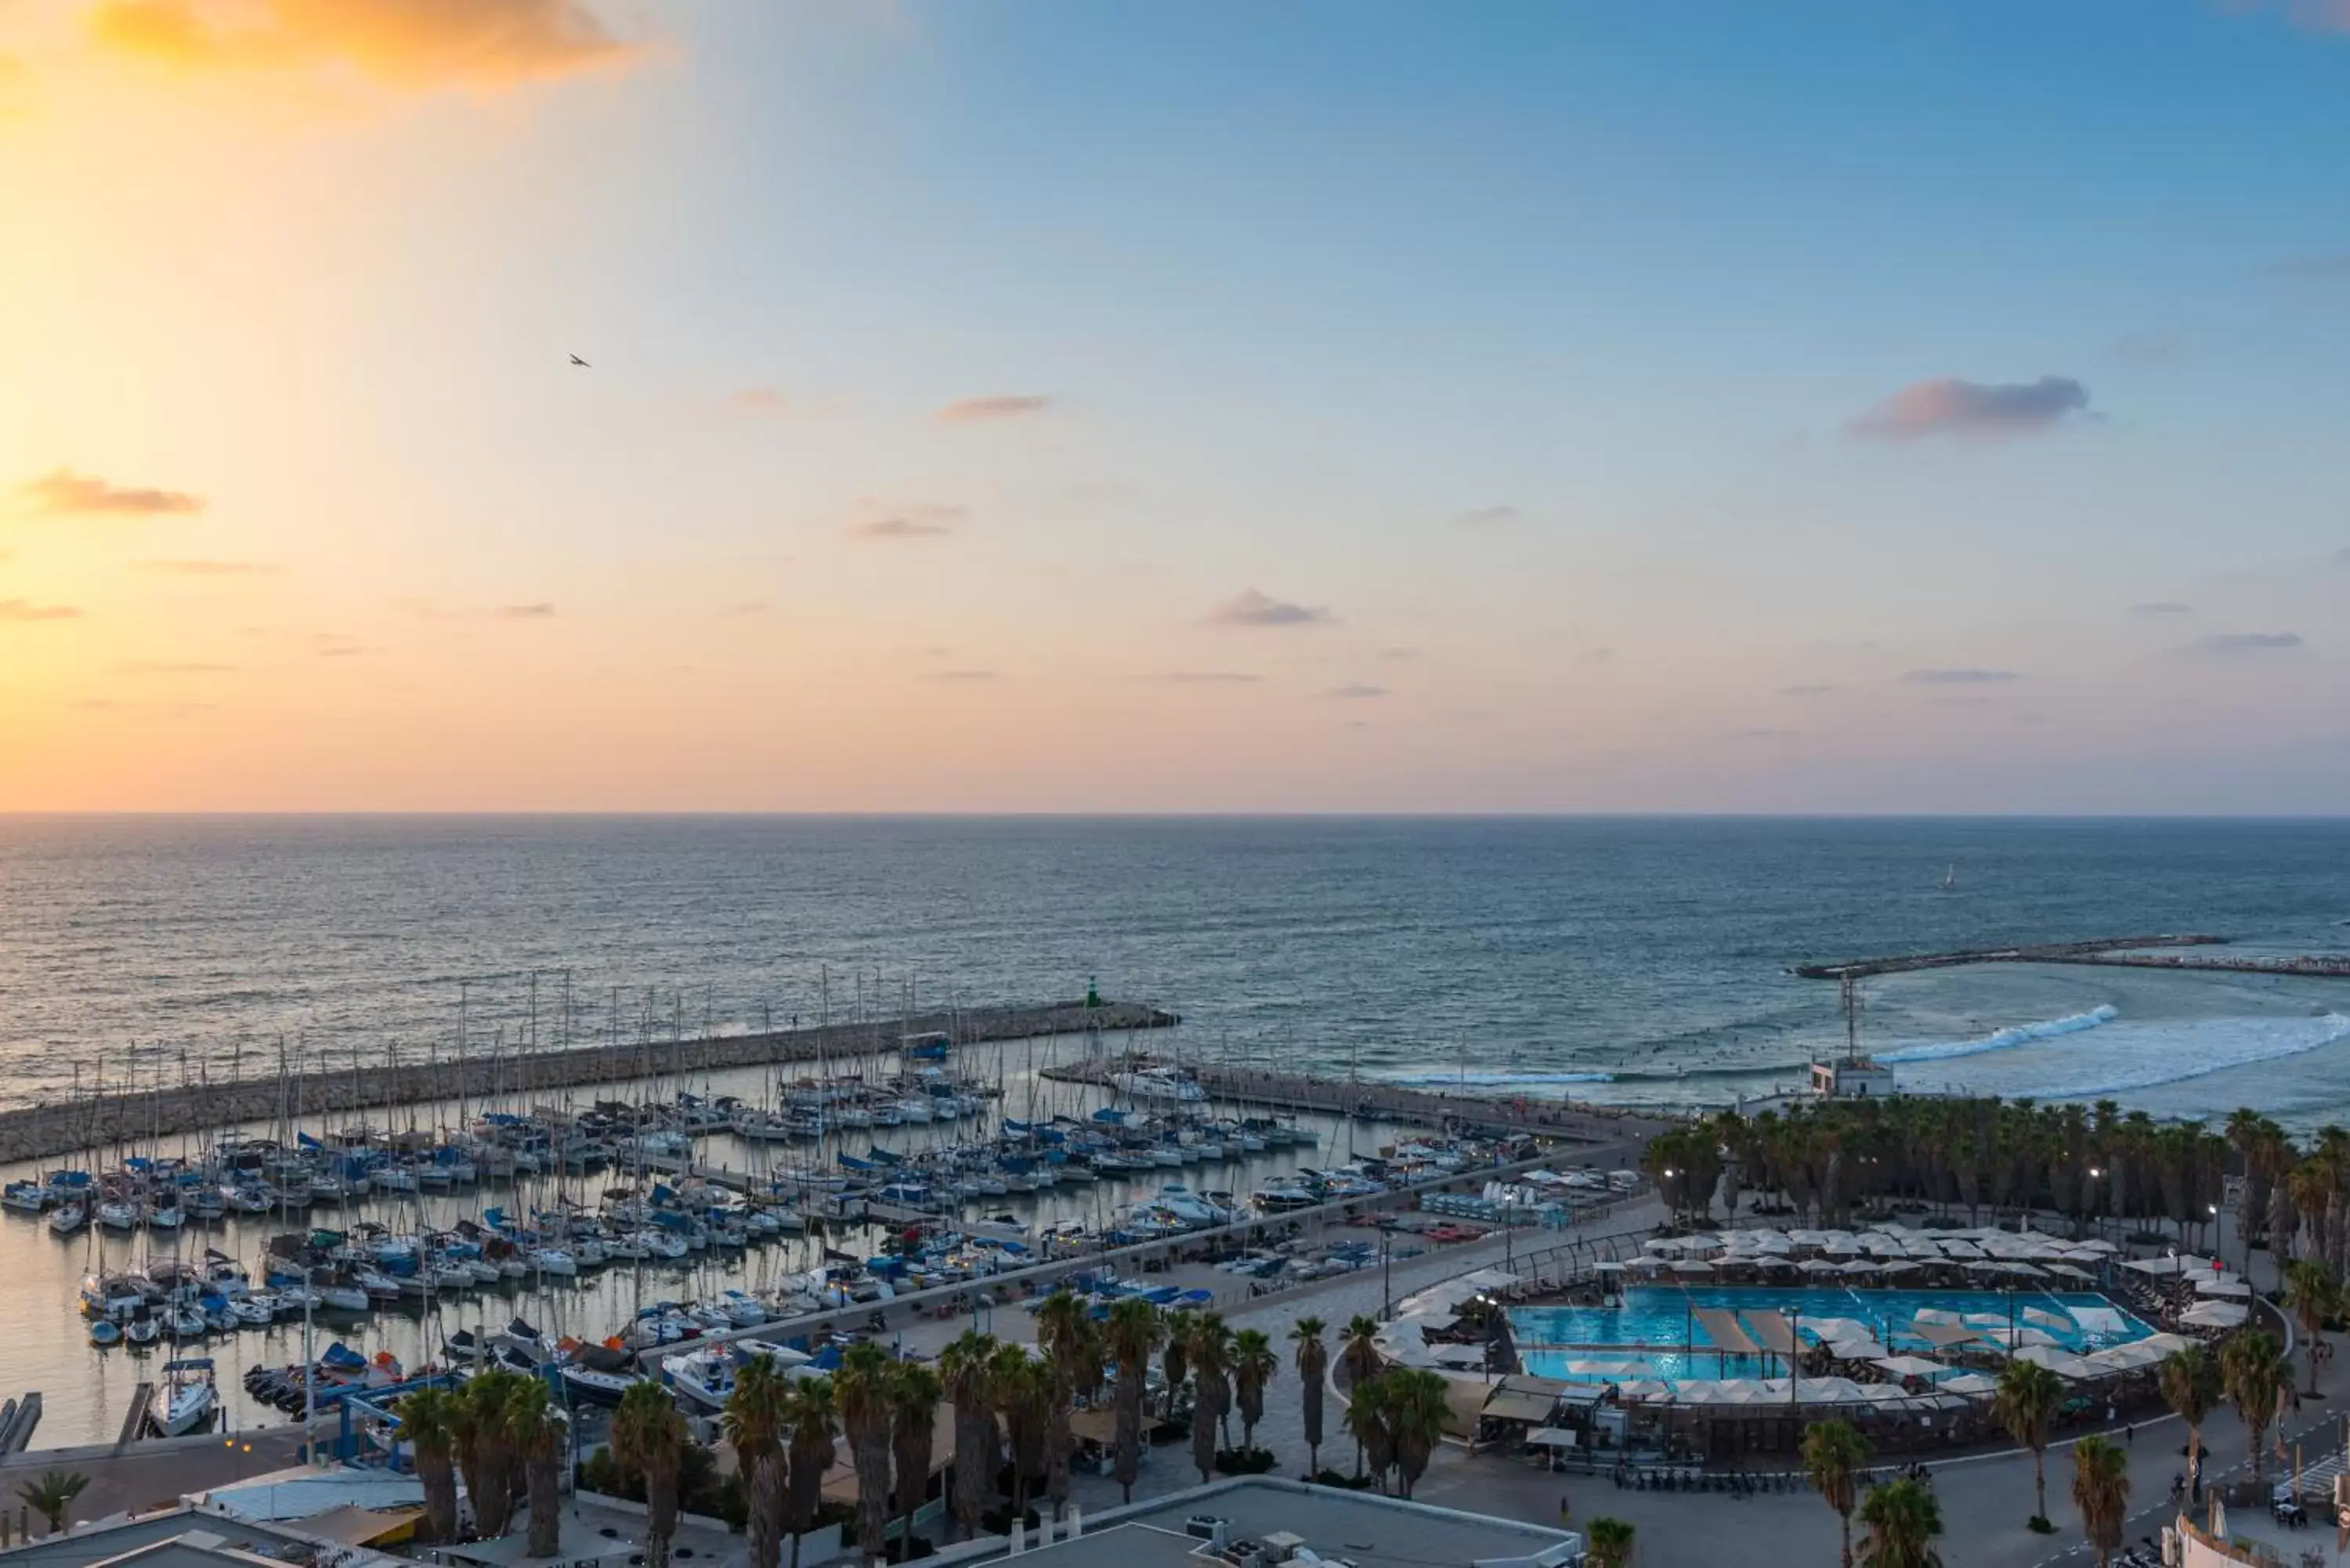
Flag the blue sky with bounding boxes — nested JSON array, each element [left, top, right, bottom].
[[1, 0, 2345, 810]]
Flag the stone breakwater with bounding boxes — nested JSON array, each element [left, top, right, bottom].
[[0, 999, 1177, 1165]]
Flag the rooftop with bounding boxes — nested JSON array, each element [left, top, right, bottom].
[[991, 1478, 1578, 1568], [0, 1505, 404, 1568]]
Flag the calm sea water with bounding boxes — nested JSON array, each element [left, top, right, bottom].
[[0, 815, 2347, 1443], [4, 815, 2348, 1122]]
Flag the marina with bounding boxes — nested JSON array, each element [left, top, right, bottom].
[[0, 1021, 1631, 1447]]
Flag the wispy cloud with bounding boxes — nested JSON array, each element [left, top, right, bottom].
[[1900, 668, 2022, 685], [846, 501, 967, 540], [490, 602, 556, 620], [2128, 602, 2193, 616], [2184, 632, 2305, 655], [1320, 682, 1387, 700], [921, 669, 999, 683], [728, 386, 788, 415], [0, 599, 83, 622], [400, 599, 557, 621], [310, 633, 371, 657], [1160, 670, 1261, 685], [136, 558, 278, 576], [1850, 376, 2092, 441], [2106, 333, 2182, 367], [1451, 504, 1520, 526], [1205, 589, 1332, 628], [935, 395, 1052, 425], [88, 0, 643, 90], [1781, 684, 1838, 697], [115, 660, 233, 674], [14, 467, 204, 517]]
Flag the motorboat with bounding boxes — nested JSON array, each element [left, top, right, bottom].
[[126, 1315, 161, 1345], [148, 1357, 220, 1436], [663, 1339, 812, 1411], [49, 1202, 89, 1236], [98, 1199, 141, 1231], [89, 1318, 122, 1348]]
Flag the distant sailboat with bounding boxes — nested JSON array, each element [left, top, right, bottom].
[[1940, 862, 1958, 892]]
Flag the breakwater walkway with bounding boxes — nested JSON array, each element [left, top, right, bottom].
[[1040, 1058, 1654, 1143], [1791, 934, 2227, 980], [0, 999, 1175, 1166]]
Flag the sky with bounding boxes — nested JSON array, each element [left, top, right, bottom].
[[2, 0, 2348, 814]]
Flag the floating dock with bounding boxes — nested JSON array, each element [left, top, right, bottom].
[[1041, 1059, 1645, 1143], [0, 998, 1175, 1165]]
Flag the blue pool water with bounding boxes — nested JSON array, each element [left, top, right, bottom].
[[1511, 1286, 2152, 1383]]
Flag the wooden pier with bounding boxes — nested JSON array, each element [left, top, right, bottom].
[[0, 998, 1176, 1166]]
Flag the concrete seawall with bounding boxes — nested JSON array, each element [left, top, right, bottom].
[[0, 999, 1176, 1166]]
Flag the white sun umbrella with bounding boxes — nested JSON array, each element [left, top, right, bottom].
[[2023, 1307, 2073, 1331], [1940, 1240, 1983, 1259], [1878, 1259, 1922, 1275], [2182, 1301, 2249, 1329], [1913, 1308, 1962, 1325], [1752, 1255, 1799, 1271], [1594, 1260, 1626, 1273], [2072, 1238, 2119, 1255], [1624, 1254, 1668, 1271], [1962, 1259, 2008, 1274], [1823, 1237, 1862, 1257], [2004, 1261, 2049, 1279], [1644, 1237, 1683, 1253], [1674, 1258, 1716, 1274], [1797, 1258, 1844, 1274], [1842, 1259, 1882, 1274], [1788, 1230, 1829, 1247], [1940, 1371, 1998, 1396], [2196, 1277, 2251, 1299], [2044, 1263, 2092, 1281], [1863, 1235, 1903, 1255]]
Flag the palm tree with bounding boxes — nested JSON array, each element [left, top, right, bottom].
[[2222, 1328, 2291, 1482], [1583, 1517, 1635, 1568], [835, 1343, 897, 1567], [504, 1375, 569, 1561], [1991, 1360, 2066, 1526], [1035, 1292, 1091, 1517], [1801, 1418, 1872, 1568], [1339, 1315, 1383, 1388], [2285, 1260, 2336, 1394], [1856, 1478, 1943, 1568], [889, 1362, 943, 1558], [2071, 1435, 2131, 1568], [1291, 1318, 1329, 1476], [2160, 1346, 2223, 1497], [1104, 1298, 1166, 1504], [1161, 1309, 1196, 1422], [1188, 1315, 1235, 1476], [938, 1331, 998, 1540], [394, 1386, 462, 1543], [1383, 1369, 1449, 1499], [1232, 1328, 1278, 1452], [725, 1352, 792, 1568], [1343, 1375, 1394, 1491], [783, 1378, 838, 1568], [992, 1343, 1048, 1519], [454, 1369, 519, 1538], [611, 1381, 690, 1568], [15, 1472, 87, 1535]]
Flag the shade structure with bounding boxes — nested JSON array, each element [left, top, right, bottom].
[[1841, 1259, 1882, 1274], [2181, 1301, 2249, 1329], [2195, 1277, 2251, 1299], [2044, 1263, 2093, 1281], [1526, 1427, 1579, 1447], [1692, 1307, 1760, 1354], [1672, 1258, 1716, 1274], [1874, 1355, 1947, 1379], [2023, 1307, 2073, 1330], [1796, 1258, 1843, 1274], [1878, 1259, 1922, 1274], [1939, 1371, 1999, 1396], [2012, 1344, 2099, 1378]]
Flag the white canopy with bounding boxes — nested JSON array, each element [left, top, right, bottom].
[[1874, 1356, 1947, 1378], [2181, 1301, 2249, 1329], [1526, 1427, 1579, 1447], [2195, 1277, 2251, 1299]]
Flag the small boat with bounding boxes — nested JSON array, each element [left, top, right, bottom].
[[147, 1357, 219, 1437], [2, 1180, 53, 1213], [98, 1199, 141, 1231], [126, 1315, 161, 1345], [1942, 862, 1958, 892], [89, 1319, 123, 1348], [167, 1306, 208, 1339], [49, 1202, 89, 1237]]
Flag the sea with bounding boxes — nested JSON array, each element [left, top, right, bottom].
[[1, 814, 2347, 1444], [4, 815, 2349, 1126]]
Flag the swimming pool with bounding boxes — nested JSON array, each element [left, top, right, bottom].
[[1510, 1286, 2153, 1384]]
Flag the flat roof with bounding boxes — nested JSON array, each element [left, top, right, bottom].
[[1, 1507, 403, 1568], [1007, 1478, 1576, 1568]]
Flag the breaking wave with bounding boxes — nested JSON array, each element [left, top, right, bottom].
[[1875, 1004, 2120, 1064]]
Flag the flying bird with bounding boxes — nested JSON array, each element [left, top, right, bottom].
[[569, 354, 590, 367]]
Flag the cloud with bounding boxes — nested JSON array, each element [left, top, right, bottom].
[[1900, 668, 2022, 685], [846, 501, 967, 540], [921, 669, 998, 683], [136, 558, 278, 576], [2184, 632, 2305, 655], [310, 633, 370, 657], [1849, 376, 2092, 441], [115, 660, 233, 673], [1451, 504, 1520, 526], [719, 601, 767, 617], [400, 598, 556, 620], [490, 602, 555, 620], [1320, 682, 1387, 700], [2128, 602, 2193, 616], [728, 386, 788, 415], [1781, 684, 1838, 697], [1377, 646, 1426, 662], [14, 467, 204, 517], [1160, 670, 1261, 684], [935, 395, 1052, 425], [2106, 333, 2183, 367], [1205, 589, 1332, 627], [0, 599, 84, 622], [88, 0, 640, 90]]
